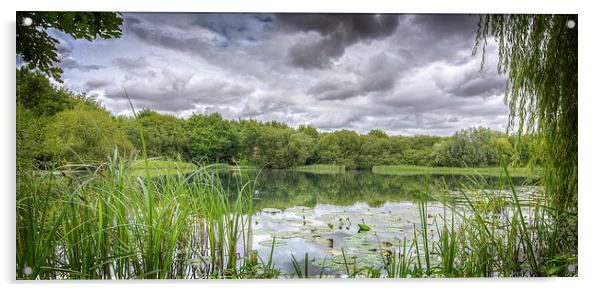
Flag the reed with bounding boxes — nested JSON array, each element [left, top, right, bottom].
[[295, 164, 346, 174], [372, 165, 539, 177], [382, 163, 577, 278], [16, 100, 272, 279]]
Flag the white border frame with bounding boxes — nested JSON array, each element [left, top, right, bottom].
[[2, 1, 599, 292]]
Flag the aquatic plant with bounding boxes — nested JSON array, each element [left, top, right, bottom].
[[372, 165, 539, 177], [295, 164, 346, 174]]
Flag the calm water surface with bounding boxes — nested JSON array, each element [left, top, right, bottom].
[[218, 170, 537, 276]]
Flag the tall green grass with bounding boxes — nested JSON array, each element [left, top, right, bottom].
[[16, 153, 278, 279], [16, 99, 275, 279], [129, 159, 196, 177], [379, 163, 576, 278]]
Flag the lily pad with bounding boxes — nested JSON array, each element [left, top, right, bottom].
[[358, 223, 371, 232], [284, 206, 313, 216], [257, 238, 287, 247]]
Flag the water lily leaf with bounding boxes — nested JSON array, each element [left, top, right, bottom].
[[358, 223, 371, 232]]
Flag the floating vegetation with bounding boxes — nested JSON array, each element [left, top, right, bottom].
[[358, 223, 371, 232], [258, 238, 287, 247], [284, 206, 313, 216]]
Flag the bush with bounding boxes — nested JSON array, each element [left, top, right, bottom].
[[16, 103, 44, 171], [120, 109, 188, 159], [43, 107, 134, 163]]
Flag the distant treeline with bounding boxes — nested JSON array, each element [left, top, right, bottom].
[[17, 69, 538, 171]]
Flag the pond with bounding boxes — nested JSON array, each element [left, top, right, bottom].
[[216, 170, 539, 277]]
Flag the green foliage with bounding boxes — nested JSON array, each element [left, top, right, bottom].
[[16, 12, 123, 81], [185, 113, 239, 163], [16, 104, 43, 171], [43, 107, 134, 163], [476, 15, 577, 214], [16, 69, 110, 168], [16, 69, 99, 117], [252, 126, 295, 168], [316, 130, 362, 168], [295, 164, 346, 174], [358, 136, 392, 169], [367, 129, 388, 139], [433, 127, 504, 167], [287, 133, 314, 166], [298, 124, 319, 139], [372, 164, 538, 177], [16, 156, 261, 279], [120, 109, 188, 158], [129, 159, 196, 177]]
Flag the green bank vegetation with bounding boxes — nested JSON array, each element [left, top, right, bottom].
[[296, 164, 346, 174], [16, 68, 538, 173], [373, 165, 539, 177]]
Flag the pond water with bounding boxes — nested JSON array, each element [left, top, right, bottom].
[[217, 170, 538, 277]]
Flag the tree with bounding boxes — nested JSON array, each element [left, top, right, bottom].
[[234, 119, 263, 166], [358, 136, 392, 169], [16, 69, 99, 117], [43, 107, 133, 163], [287, 133, 315, 166], [315, 130, 362, 168], [16, 12, 123, 81], [316, 133, 343, 165], [254, 126, 295, 168], [434, 127, 501, 167], [368, 129, 388, 139], [16, 104, 43, 171], [476, 15, 577, 212], [298, 124, 319, 139], [16, 69, 107, 168], [121, 109, 188, 158], [185, 113, 239, 163]]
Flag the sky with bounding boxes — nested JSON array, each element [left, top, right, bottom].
[[54, 13, 509, 136]]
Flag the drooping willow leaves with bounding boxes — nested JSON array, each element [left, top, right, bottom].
[[475, 15, 577, 215]]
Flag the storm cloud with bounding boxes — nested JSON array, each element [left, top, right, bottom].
[[56, 13, 510, 136], [277, 14, 400, 69]]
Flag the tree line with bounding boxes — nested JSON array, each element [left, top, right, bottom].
[[17, 69, 537, 171]]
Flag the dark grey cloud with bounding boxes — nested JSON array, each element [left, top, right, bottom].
[[241, 95, 288, 117], [306, 79, 360, 101], [306, 52, 404, 100], [435, 51, 507, 99], [111, 56, 150, 71], [60, 58, 104, 72], [277, 14, 400, 69], [123, 16, 214, 57], [276, 14, 400, 41], [85, 78, 113, 90], [359, 52, 404, 92], [448, 74, 506, 98], [409, 14, 479, 41], [386, 15, 481, 69]]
